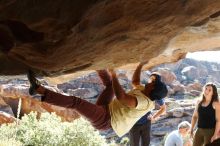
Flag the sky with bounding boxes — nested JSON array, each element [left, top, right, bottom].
[[186, 51, 220, 63]]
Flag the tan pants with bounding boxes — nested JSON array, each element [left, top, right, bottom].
[[193, 128, 215, 146]]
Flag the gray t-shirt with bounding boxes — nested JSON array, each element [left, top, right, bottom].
[[164, 130, 183, 146]]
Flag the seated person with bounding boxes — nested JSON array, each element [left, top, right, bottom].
[[164, 121, 192, 146]]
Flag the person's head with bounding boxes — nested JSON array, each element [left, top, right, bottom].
[[200, 83, 219, 105], [178, 121, 191, 137], [144, 72, 168, 101]]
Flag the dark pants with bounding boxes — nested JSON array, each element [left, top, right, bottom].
[[42, 81, 114, 130], [129, 120, 151, 146], [193, 128, 215, 146], [205, 138, 220, 146]]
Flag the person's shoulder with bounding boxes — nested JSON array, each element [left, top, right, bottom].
[[156, 98, 165, 102], [166, 130, 180, 140], [133, 85, 145, 90], [155, 98, 165, 105], [128, 85, 145, 95], [213, 101, 220, 109], [170, 130, 182, 142], [213, 100, 220, 104], [195, 99, 201, 105]]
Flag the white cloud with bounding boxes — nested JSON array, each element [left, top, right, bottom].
[[186, 51, 220, 63]]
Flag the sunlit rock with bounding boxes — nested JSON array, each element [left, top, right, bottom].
[[0, 0, 220, 79]]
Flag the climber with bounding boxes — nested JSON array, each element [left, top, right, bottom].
[[27, 61, 168, 137]]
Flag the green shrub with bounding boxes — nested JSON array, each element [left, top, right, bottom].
[[120, 137, 129, 145], [0, 139, 22, 146], [0, 112, 110, 146]]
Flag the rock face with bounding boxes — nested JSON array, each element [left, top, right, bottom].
[[1, 0, 220, 77], [158, 58, 220, 99], [0, 84, 80, 122]]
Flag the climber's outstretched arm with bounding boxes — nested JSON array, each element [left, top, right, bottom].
[[108, 69, 137, 108], [132, 61, 149, 87]]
